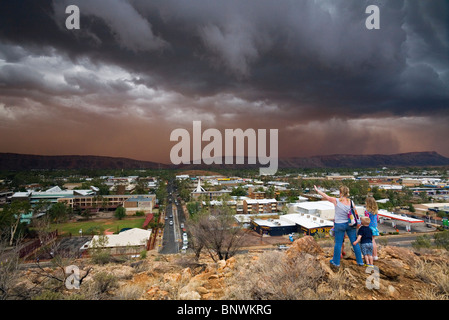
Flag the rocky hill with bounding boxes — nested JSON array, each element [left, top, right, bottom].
[[279, 151, 449, 169], [0, 153, 169, 171], [14, 236, 449, 301], [1, 151, 449, 171]]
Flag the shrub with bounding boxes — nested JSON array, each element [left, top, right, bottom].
[[32, 290, 65, 300], [92, 272, 118, 295], [89, 235, 112, 265], [116, 284, 144, 300], [91, 250, 112, 265], [434, 231, 449, 250], [412, 235, 433, 250]]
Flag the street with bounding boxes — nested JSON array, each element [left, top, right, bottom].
[[159, 180, 186, 254]]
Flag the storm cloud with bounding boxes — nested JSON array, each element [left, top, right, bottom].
[[0, 0, 448, 163]]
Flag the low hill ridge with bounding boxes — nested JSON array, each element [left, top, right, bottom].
[[1, 151, 448, 170]]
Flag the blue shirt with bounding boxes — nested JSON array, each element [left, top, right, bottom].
[[365, 210, 378, 229]]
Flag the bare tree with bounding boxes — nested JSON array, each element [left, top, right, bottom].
[[0, 239, 20, 300], [27, 218, 92, 297], [187, 203, 248, 262]]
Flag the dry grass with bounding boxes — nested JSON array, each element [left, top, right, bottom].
[[223, 251, 336, 300], [413, 259, 449, 299]]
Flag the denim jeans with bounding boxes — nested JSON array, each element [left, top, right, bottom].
[[331, 222, 364, 266]]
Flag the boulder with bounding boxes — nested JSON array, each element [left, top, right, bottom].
[[388, 285, 400, 299], [146, 285, 170, 300], [381, 246, 420, 266], [286, 236, 324, 259], [181, 267, 192, 282], [163, 272, 181, 283]]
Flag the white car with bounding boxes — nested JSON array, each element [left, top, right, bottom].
[[169, 221, 173, 226]]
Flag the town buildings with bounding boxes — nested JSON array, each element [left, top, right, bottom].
[[243, 198, 277, 214], [57, 194, 156, 214], [190, 179, 231, 200]]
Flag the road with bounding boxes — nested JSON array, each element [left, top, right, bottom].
[[379, 234, 435, 248], [159, 180, 186, 254]]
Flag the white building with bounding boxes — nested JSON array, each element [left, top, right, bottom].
[[288, 200, 335, 220], [281, 213, 334, 232], [87, 228, 152, 255]]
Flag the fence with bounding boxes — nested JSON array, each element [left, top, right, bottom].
[[18, 230, 58, 259]]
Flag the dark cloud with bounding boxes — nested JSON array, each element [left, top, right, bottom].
[[0, 0, 448, 161]]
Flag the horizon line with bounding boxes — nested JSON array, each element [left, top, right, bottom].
[[0, 150, 444, 166]]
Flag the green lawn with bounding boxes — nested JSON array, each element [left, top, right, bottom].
[[50, 217, 146, 236]]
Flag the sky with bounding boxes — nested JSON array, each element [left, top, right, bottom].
[[0, 0, 448, 164]]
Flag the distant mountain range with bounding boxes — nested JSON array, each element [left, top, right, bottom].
[[0, 151, 448, 171], [277, 151, 449, 169], [0, 153, 169, 171]]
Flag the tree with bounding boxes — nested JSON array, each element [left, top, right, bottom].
[[134, 179, 147, 195], [114, 206, 126, 220], [230, 186, 247, 197], [48, 202, 69, 223], [186, 201, 201, 217], [1, 201, 31, 246], [32, 199, 51, 217], [0, 240, 20, 300], [265, 185, 276, 199], [155, 180, 168, 205], [437, 210, 447, 219], [187, 204, 247, 262], [18, 218, 93, 299], [371, 186, 383, 200], [179, 188, 191, 202]]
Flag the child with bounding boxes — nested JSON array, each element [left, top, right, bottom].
[[365, 197, 379, 260], [353, 216, 374, 267]]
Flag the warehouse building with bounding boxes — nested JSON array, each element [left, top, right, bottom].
[[251, 213, 333, 236], [287, 200, 335, 220]]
